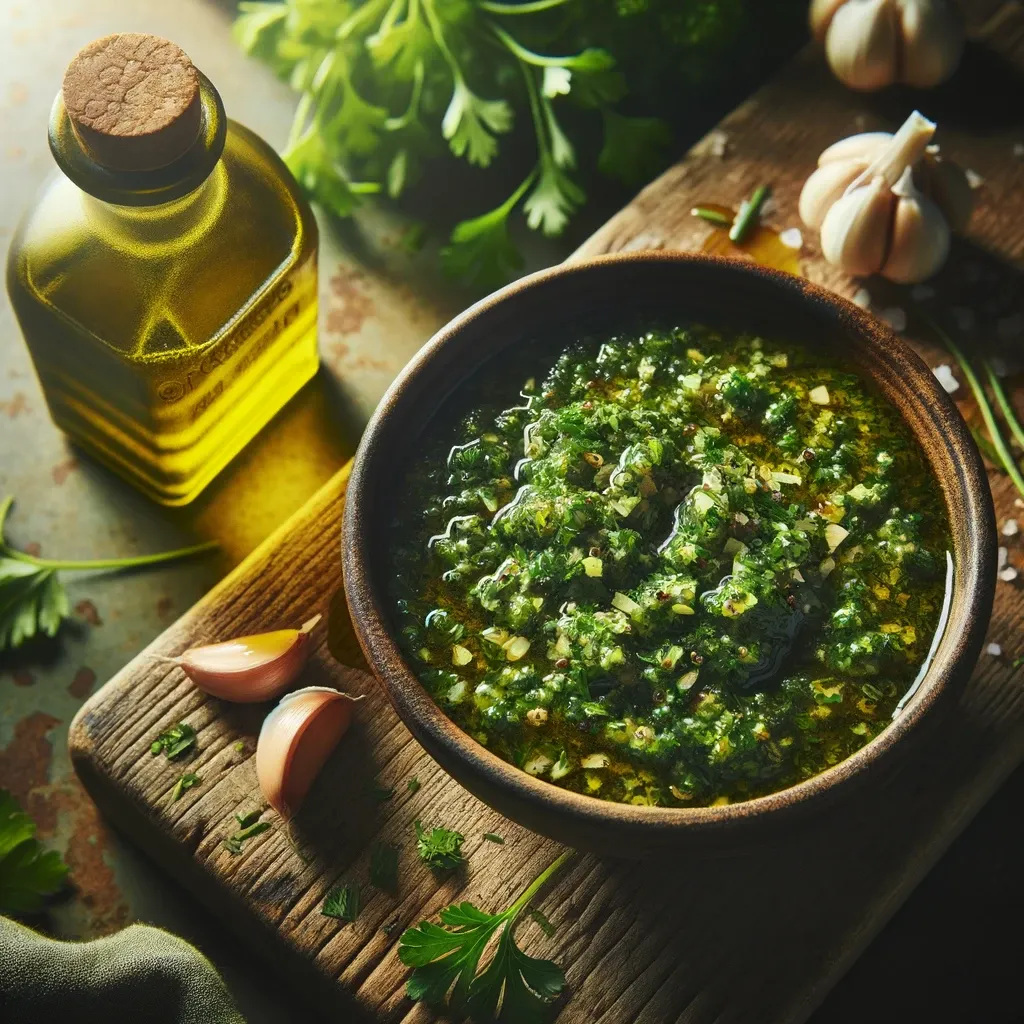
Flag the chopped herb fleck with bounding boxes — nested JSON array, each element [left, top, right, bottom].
[[323, 882, 361, 922], [222, 817, 271, 855], [482, 832, 505, 844], [150, 722, 196, 760], [407, 776, 421, 794], [235, 808, 263, 829], [415, 821, 465, 873], [170, 773, 201, 802]]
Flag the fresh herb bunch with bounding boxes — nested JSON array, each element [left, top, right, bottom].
[[399, 849, 571, 1022], [0, 789, 68, 915], [234, 0, 794, 289], [415, 820, 466, 871]]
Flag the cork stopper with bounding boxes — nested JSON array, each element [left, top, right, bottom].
[[62, 33, 202, 172]]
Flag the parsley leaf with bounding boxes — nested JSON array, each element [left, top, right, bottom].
[[407, 776, 422, 794], [442, 77, 513, 168], [415, 821, 465, 873], [0, 497, 215, 653], [523, 158, 585, 237], [323, 882, 361, 922], [150, 722, 197, 760], [370, 842, 400, 892], [483, 833, 505, 845], [0, 788, 68, 914], [399, 850, 572, 1022]]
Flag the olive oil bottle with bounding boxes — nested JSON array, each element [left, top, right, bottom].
[[7, 33, 319, 505]]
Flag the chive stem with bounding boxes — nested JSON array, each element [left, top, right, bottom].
[[7, 540, 218, 572], [985, 362, 1024, 453], [728, 184, 770, 244], [691, 207, 731, 227], [924, 313, 1024, 499]]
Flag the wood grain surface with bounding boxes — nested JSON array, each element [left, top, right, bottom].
[[70, 46, 1024, 1024]]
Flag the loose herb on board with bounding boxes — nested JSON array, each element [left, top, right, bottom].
[[223, 819, 271, 855], [170, 773, 201, 802], [415, 822, 465, 873], [407, 777, 421, 794], [399, 850, 572, 1022], [323, 882, 361, 923], [482, 833, 505, 845], [150, 723, 197, 760]]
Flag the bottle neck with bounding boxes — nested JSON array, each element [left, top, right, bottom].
[[49, 71, 227, 208]]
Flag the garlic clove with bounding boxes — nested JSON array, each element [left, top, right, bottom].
[[799, 159, 870, 230], [826, 0, 899, 91], [818, 132, 891, 166], [851, 110, 936, 193], [821, 175, 893, 276], [919, 154, 974, 232], [175, 615, 321, 702], [256, 686, 363, 819], [882, 166, 951, 283], [898, 0, 964, 88], [809, 0, 847, 40]]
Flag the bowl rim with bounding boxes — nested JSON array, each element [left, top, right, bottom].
[[342, 250, 995, 835]]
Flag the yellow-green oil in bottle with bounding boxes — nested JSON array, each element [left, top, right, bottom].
[[6, 34, 319, 505]]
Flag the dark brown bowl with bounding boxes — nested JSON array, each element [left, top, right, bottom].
[[342, 252, 995, 856]]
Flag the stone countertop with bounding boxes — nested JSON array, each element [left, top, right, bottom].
[[2, 2, 1023, 1023]]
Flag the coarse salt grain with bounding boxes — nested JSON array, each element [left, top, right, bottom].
[[779, 227, 802, 249], [1014, 142, 1024, 158], [986, 642, 1003, 657], [1016, 498, 1024, 509], [999, 566, 1019, 583], [932, 364, 959, 394], [998, 545, 1008, 569], [852, 287, 872, 308], [761, 195, 778, 217], [881, 307, 907, 332], [1002, 519, 1019, 537], [707, 130, 729, 158], [965, 169, 985, 189]]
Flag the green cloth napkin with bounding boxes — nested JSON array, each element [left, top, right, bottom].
[[0, 916, 245, 1023]]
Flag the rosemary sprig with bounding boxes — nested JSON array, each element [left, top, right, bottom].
[[729, 184, 770, 244]]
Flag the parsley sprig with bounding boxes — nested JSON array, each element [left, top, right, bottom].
[[0, 788, 68, 915], [415, 821, 465, 872], [399, 849, 572, 1022], [0, 497, 215, 653]]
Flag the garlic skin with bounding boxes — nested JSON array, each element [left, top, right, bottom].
[[173, 614, 321, 702], [813, 0, 964, 91], [256, 686, 363, 819], [821, 174, 893, 276], [882, 166, 950, 282], [919, 154, 974, 232]]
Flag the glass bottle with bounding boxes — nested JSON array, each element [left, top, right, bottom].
[[6, 33, 319, 505]]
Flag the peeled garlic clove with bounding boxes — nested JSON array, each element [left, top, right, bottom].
[[809, 0, 847, 40], [919, 154, 974, 232], [826, 0, 899, 91], [818, 132, 891, 166], [175, 615, 321, 702], [898, 0, 964, 88], [256, 686, 363, 819], [821, 175, 893, 276], [800, 159, 870, 230], [882, 166, 950, 283]]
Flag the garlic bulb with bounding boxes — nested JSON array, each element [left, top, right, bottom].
[[162, 614, 321, 702], [801, 129, 973, 233], [809, 111, 953, 283], [811, 0, 964, 91], [256, 686, 363, 819]]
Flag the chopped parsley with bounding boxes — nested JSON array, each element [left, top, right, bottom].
[[323, 882, 361, 922], [390, 325, 950, 806], [170, 773, 201, 802], [415, 822, 465, 873], [407, 776, 421, 794], [150, 722, 197, 760], [223, 817, 271, 855], [482, 832, 505, 845]]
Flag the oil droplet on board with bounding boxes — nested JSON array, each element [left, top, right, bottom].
[[696, 203, 802, 277]]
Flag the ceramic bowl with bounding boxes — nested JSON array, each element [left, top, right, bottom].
[[342, 252, 995, 855]]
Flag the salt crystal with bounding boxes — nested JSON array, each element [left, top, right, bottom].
[[931, 364, 959, 394], [911, 284, 936, 301], [965, 169, 985, 189], [779, 227, 803, 250], [999, 566, 1019, 583], [881, 307, 907, 332], [996, 313, 1024, 341], [1016, 498, 1024, 509], [707, 131, 729, 158], [986, 642, 1003, 656], [951, 306, 976, 331], [1002, 519, 1019, 537], [998, 545, 1008, 569], [761, 195, 778, 217], [1014, 142, 1024, 159], [852, 288, 872, 309]]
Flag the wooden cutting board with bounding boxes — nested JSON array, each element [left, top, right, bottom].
[[70, 46, 1024, 1024]]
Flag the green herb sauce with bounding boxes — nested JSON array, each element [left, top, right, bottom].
[[388, 326, 949, 807]]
